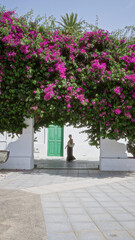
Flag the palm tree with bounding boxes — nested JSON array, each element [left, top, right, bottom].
[[57, 12, 84, 35]]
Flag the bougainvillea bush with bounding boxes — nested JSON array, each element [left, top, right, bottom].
[[0, 11, 134, 146]]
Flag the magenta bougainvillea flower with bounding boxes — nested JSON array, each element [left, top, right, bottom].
[[67, 103, 71, 108], [114, 109, 122, 115], [114, 87, 121, 94]]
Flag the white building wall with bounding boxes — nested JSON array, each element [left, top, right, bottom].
[[34, 126, 100, 160], [34, 128, 46, 159], [0, 118, 34, 170]]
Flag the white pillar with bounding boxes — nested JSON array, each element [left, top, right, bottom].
[[100, 138, 135, 171], [0, 118, 34, 170]]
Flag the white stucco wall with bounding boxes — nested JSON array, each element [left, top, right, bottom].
[[34, 126, 100, 160], [100, 138, 127, 159], [0, 119, 34, 170], [100, 138, 135, 171]]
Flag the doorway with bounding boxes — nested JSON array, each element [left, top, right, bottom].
[[47, 125, 64, 157]]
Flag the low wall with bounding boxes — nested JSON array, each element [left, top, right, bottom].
[[100, 138, 135, 171]]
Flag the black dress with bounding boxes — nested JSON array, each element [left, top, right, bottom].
[[67, 141, 76, 161]]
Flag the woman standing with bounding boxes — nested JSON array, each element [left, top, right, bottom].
[[65, 134, 76, 162]]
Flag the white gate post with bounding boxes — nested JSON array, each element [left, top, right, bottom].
[[100, 138, 135, 171], [0, 118, 34, 170]]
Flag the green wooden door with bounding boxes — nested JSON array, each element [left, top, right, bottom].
[[47, 125, 63, 156]]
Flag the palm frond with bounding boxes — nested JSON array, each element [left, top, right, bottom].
[[59, 12, 84, 34], [66, 13, 70, 23], [73, 13, 77, 25]]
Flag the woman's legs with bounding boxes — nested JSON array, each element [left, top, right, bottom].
[[67, 147, 76, 161]]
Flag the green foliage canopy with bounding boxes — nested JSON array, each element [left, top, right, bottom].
[[0, 11, 135, 146]]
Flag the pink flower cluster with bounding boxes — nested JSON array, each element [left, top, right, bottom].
[[44, 84, 55, 101], [91, 60, 106, 74], [114, 87, 121, 94], [114, 109, 121, 115]]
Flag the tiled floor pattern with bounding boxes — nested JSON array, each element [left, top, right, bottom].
[[41, 177, 135, 240], [0, 169, 135, 239]]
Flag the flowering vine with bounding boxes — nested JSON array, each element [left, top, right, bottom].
[[0, 11, 134, 146]]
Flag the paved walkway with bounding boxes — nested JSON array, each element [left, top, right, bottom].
[[0, 168, 135, 240], [34, 159, 99, 169]]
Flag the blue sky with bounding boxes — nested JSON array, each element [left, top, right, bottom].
[[0, 0, 135, 32]]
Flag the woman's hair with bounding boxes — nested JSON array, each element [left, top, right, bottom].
[[69, 135, 73, 144]]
